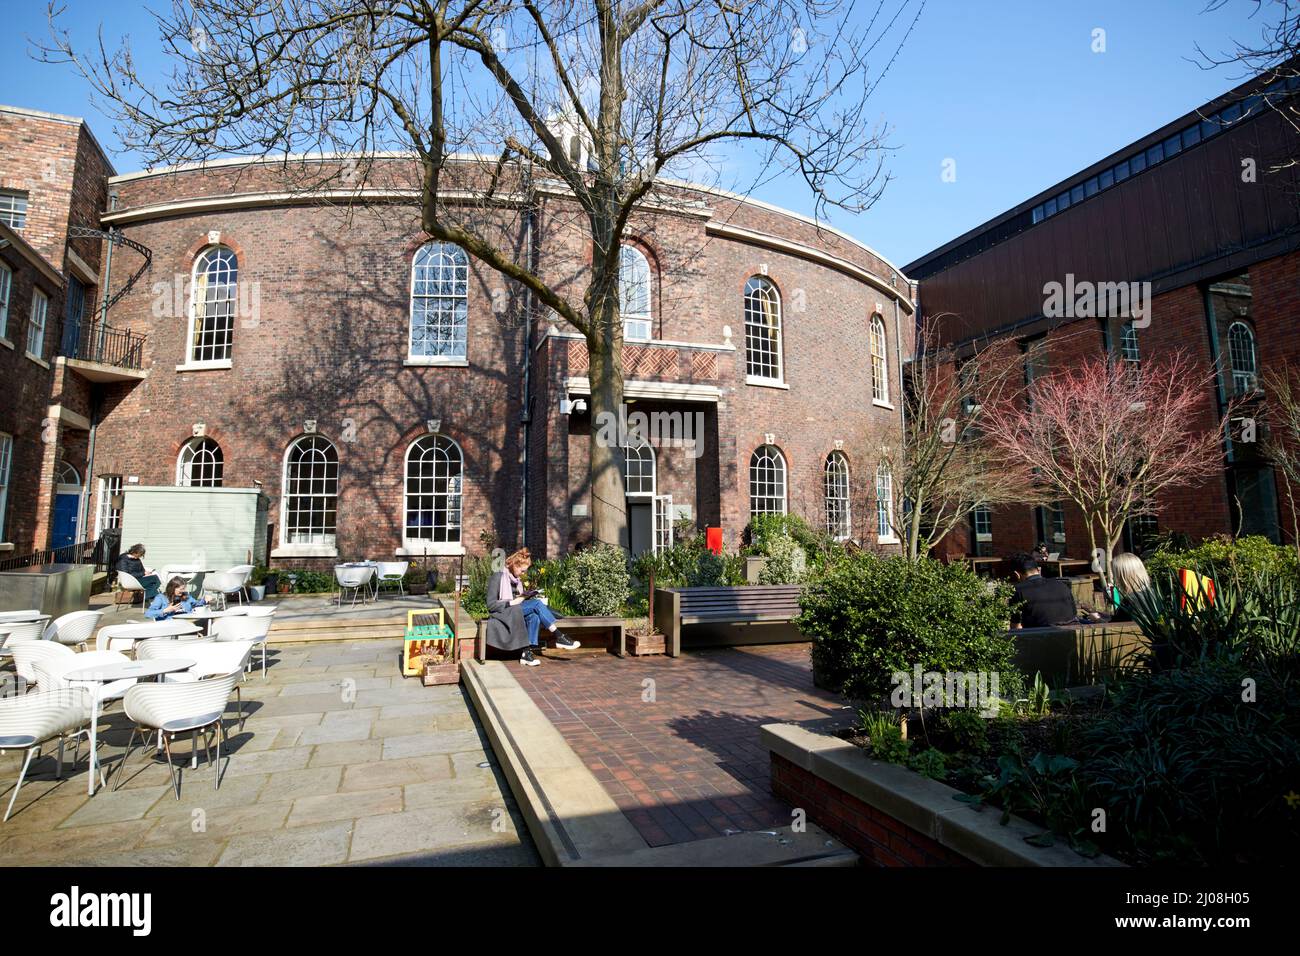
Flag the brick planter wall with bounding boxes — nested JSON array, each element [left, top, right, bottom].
[[771, 752, 972, 867]]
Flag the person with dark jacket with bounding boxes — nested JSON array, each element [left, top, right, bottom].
[[1009, 553, 1079, 628], [116, 543, 161, 602]]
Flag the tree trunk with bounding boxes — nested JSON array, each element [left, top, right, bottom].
[[586, 277, 628, 551]]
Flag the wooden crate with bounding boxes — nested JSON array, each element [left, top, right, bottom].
[[421, 660, 460, 686], [626, 631, 666, 656]]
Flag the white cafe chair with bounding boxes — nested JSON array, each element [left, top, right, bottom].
[[43, 611, 104, 652], [163, 641, 255, 729], [334, 565, 374, 609], [114, 571, 147, 611], [0, 688, 96, 821], [376, 561, 409, 598], [203, 572, 245, 611], [210, 614, 274, 679], [115, 674, 241, 799], [1, 620, 50, 649], [227, 565, 255, 603], [10, 641, 75, 691]]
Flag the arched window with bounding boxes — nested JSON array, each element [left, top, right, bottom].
[[54, 460, 80, 489], [870, 314, 889, 402], [1228, 321, 1258, 394], [1120, 320, 1140, 365], [177, 437, 224, 487], [619, 245, 652, 340], [410, 242, 469, 360], [744, 277, 782, 382], [749, 445, 787, 517], [188, 246, 237, 363], [282, 435, 339, 546], [404, 434, 463, 546], [824, 452, 851, 540], [875, 462, 894, 540], [623, 440, 655, 497]]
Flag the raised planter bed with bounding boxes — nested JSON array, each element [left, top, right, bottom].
[[762, 723, 1124, 867]]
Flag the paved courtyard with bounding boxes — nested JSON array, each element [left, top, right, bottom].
[[0, 640, 539, 866], [515, 643, 856, 848]]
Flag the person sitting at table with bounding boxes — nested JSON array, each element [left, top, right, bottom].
[[117, 543, 162, 602], [145, 576, 208, 621], [1009, 553, 1079, 628], [1108, 552, 1156, 622], [485, 548, 579, 667]]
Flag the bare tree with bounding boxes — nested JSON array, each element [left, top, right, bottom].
[[979, 351, 1225, 588], [1197, 1, 1300, 170], [1261, 361, 1300, 553], [41, 0, 922, 549], [860, 316, 1042, 562]]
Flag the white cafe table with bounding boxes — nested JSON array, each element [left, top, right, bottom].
[[64, 657, 197, 796], [98, 620, 202, 652], [0, 610, 46, 623]]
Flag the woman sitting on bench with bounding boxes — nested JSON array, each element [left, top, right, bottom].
[[486, 548, 580, 667]]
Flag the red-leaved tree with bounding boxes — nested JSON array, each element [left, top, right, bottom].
[[978, 352, 1225, 586]]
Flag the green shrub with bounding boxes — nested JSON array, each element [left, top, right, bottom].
[[940, 708, 990, 753], [799, 554, 1020, 705], [560, 544, 631, 616], [462, 553, 498, 619], [1146, 534, 1300, 582], [908, 747, 948, 781], [289, 569, 334, 594], [1077, 651, 1300, 865], [757, 532, 807, 585], [859, 710, 911, 763]]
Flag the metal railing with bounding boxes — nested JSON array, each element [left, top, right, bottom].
[[70, 322, 145, 371], [0, 535, 115, 573]]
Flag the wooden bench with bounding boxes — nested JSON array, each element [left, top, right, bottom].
[[473, 613, 627, 660], [653, 585, 804, 657]]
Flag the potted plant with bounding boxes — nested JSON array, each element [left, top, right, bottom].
[[406, 562, 428, 596], [248, 564, 270, 602]]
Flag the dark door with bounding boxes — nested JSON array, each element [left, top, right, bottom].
[[52, 493, 79, 550]]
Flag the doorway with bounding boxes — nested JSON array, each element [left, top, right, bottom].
[[52, 460, 82, 550]]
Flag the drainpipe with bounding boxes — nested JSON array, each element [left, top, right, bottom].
[[79, 193, 118, 546]]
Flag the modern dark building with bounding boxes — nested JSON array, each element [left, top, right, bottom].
[[906, 67, 1300, 558]]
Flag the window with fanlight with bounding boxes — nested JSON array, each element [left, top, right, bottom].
[[744, 277, 783, 382], [188, 246, 238, 363], [176, 437, 224, 487], [749, 445, 787, 516], [282, 435, 339, 546], [404, 434, 463, 546], [619, 245, 652, 341], [824, 452, 851, 540], [410, 242, 469, 360]]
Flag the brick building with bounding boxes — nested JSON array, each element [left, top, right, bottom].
[[0, 105, 121, 560], [0, 109, 915, 570], [905, 70, 1300, 560]]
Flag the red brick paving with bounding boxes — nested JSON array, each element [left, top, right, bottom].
[[514, 643, 855, 848]]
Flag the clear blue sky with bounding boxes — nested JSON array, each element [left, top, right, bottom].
[[0, 0, 1273, 267]]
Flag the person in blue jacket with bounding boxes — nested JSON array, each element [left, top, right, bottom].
[[146, 576, 208, 620]]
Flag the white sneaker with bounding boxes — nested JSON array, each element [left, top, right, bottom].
[[520, 649, 540, 667]]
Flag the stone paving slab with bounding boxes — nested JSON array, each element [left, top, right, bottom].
[[513, 643, 855, 848], [0, 639, 540, 867]]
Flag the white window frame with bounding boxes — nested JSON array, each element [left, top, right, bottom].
[[0, 261, 11, 341], [0, 191, 28, 230], [653, 494, 674, 553], [619, 245, 652, 341], [1228, 321, 1258, 394], [176, 437, 224, 487], [973, 504, 992, 542], [187, 245, 238, 366], [27, 289, 48, 360], [1120, 320, 1140, 365], [280, 434, 339, 548], [824, 451, 851, 540], [744, 276, 783, 384], [0, 432, 12, 542], [749, 444, 788, 517], [403, 433, 463, 550], [875, 462, 896, 542], [95, 473, 123, 536], [870, 314, 889, 404], [623, 440, 656, 498], [408, 242, 469, 363]]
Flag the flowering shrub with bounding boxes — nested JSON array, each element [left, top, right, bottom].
[[757, 532, 807, 585], [561, 544, 631, 616]]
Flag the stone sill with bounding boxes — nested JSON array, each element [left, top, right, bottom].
[[270, 545, 339, 559], [745, 375, 789, 390], [0, 336, 13, 351], [176, 360, 233, 372], [25, 351, 50, 369], [403, 357, 469, 368], [396, 545, 466, 557], [761, 723, 1124, 867], [0, 543, 13, 552]]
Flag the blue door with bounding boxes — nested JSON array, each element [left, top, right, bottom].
[[52, 494, 79, 550]]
